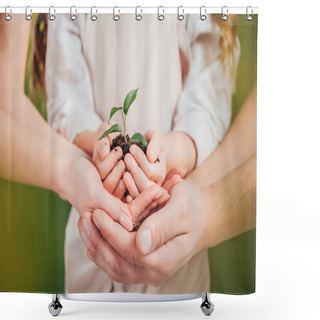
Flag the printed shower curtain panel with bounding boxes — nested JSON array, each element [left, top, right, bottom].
[[0, 11, 257, 295]]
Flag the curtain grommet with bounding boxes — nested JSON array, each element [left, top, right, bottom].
[[221, 6, 228, 21], [135, 6, 142, 21], [25, 6, 32, 21], [200, 6, 207, 21], [70, 6, 77, 21], [113, 6, 120, 21], [157, 6, 164, 21], [177, 6, 184, 21], [5, 6, 12, 21], [48, 6, 56, 21], [246, 6, 253, 21], [90, 6, 97, 21]]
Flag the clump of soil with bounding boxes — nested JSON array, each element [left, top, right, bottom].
[[110, 134, 147, 160]]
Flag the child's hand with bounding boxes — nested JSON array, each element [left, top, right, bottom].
[[127, 130, 166, 186], [92, 134, 126, 201]]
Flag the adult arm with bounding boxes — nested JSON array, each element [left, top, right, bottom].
[[188, 85, 257, 186], [0, 15, 131, 226]]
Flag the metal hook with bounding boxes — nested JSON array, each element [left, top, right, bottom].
[[177, 6, 184, 21], [135, 6, 142, 21], [221, 6, 228, 21], [246, 6, 253, 21], [200, 6, 207, 21], [5, 6, 12, 21], [48, 6, 56, 21], [157, 6, 164, 21], [70, 6, 77, 21], [25, 6, 32, 21], [90, 6, 97, 21], [113, 6, 120, 21]]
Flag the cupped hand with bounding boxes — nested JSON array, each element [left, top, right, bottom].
[[92, 136, 126, 200], [68, 156, 133, 231], [128, 130, 166, 186], [78, 180, 208, 286]]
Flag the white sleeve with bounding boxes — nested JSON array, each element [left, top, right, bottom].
[[173, 16, 240, 166], [45, 14, 102, 142]]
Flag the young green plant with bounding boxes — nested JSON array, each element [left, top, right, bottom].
[[98, 88, 148, 148]]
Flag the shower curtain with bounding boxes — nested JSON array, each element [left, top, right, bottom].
[[0, 10, 257, 295]]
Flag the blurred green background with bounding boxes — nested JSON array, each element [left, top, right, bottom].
[[0, 15, 257, 294]]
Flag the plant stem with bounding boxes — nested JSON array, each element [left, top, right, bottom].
[[121, 110, 128, 143]]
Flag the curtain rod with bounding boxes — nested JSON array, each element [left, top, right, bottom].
[[0, 6, 259, 15]]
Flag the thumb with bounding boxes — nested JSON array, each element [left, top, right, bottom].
[[96, 187, 133, 231], [136, 199, 182, 255], [145, 130, 163, 163], [128, 184, 163, 225]]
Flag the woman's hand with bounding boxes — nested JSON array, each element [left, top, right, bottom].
[[64, 156, 133, 231], [78, 180, 208, 286], [91, 121, 127, 200]]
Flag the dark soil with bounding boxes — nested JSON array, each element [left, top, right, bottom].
[[110, 134, 147, 160]]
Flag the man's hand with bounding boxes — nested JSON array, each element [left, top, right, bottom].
[[77, 180, 208, 286]]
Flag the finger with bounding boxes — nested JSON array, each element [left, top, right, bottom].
[[144, 130, 163, 163], [123, 172, 139, 199], [93, 136, 110, 161], [103, 160, 126, 194], [165, 166, 187, 182], [125, 153, 154, 192], [136, 198, 185, 254], [130, 144, 152, 173], [113, 179, 126, 200], [93, 146, 123, 181], [78, 211, 150, 285], [126, 195, 133, 203], [128, 184, 162, 224], [96, 187, 133, 231], [90, 210, 165, 287], [162, 174, 182, 192]]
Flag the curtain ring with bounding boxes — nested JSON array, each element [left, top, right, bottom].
[[177, 6, 184, 21], [25, 6, 32, 21], [49, 6, 56, 21], [70, 6, 77, 21], [90, 6, 97, 21], [221, 6, 228, 21], [157, 6, 164, 21], [5, 6, 12, 21], [113, 6, 120, 21], [199, 6, 207, 21], [135, 6, 142, 21], [246, 6, 253, 21]]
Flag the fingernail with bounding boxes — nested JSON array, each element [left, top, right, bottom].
[[120, 212, 133, 231], [92, 214, 100, 229], [114, 147, 123, 158], [80, 231, 90, 250], [125, 155, 132, 166], [140, 228, 152, 254], [82, 219, 90, 237], [130, 145, 136, 155]]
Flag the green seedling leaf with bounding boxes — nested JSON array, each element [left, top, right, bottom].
[[130, 133, 148, 147], [98, 124, 122, 140], [109, 107, 123, 123], [123, 88, 138, 115]]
